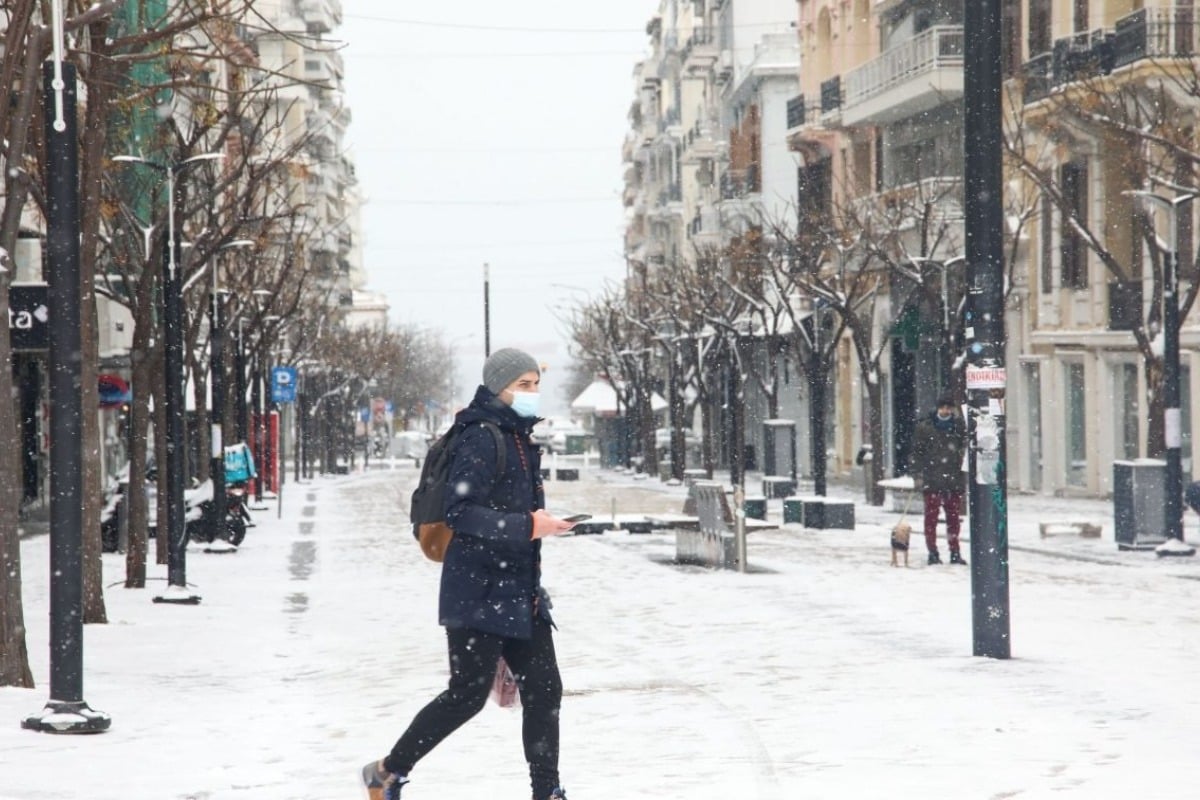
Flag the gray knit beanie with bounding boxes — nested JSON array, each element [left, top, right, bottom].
[[483, 347, 540, 394]]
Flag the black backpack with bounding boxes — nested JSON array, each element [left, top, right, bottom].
[[410, 420, 505, 562]]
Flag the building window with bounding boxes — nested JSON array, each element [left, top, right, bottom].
[[1040, 190, 1054, 293], [1023, 362, 1043, 491], [1065, 361, 1087, 487], [1060, 160, 1089, 290], [1029, 0, 1051, 56], [1113, 362, 1139, 460], [1002, 0, 1022, 78], [1074, 0, 1089, 32]]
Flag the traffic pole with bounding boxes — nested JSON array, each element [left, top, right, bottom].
[[963, 0, 1011, 658]]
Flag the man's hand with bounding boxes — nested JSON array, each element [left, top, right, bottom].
[[531, 509, 575, 539]]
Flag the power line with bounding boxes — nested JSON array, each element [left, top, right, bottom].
[[368, 197, 617, 207], [340, 13, 798, 35], [346, 50, 643, 60], [351, 145, 615, 154], [368, 238, 620, 252], [339, 15, 647, 34]]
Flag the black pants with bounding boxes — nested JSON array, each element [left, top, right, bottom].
[[384, 619, 562, 798]]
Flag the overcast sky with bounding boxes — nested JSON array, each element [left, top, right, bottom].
[[339, 2, 653, 415]]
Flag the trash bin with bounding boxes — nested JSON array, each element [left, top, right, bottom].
[[1113, 459, 1168, 550]]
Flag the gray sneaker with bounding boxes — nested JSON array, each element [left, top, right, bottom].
[[361, 760, 408, 800]]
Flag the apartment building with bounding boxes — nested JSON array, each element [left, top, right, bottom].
[[255, 0, 367, 315], [1004, 0, 1200, 495], [622, 0, 807, 473]]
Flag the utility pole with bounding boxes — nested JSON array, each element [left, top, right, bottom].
[[23, 6, 110, 734], [963, 0, 1011, 658], [483, 262, 491, 357]]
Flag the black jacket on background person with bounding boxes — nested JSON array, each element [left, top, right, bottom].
[[910, 411, 966, 494], [439, 384, 552, 640]]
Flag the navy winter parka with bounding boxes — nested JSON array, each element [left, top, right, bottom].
[[439, 384, 552, 639]]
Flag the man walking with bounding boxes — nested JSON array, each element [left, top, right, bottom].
[[910, 395, 967, 565], [362, 347, 574, 800]]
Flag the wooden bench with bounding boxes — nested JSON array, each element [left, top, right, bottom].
[[676, 481, 777, 569]]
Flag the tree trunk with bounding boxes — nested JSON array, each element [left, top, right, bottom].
[[78, 22, 113, 622], [124, 322, 156, 588], [864, 378, 886, 506], [637, 379, 657, 476], [809, 353, 828, 496], [0, 1, 38, 688], [154, 357, 169, 565], [0, 261, 33, 687], [192, 370, 211, 482], [729, 364, 746, 488], [1147, 356, 1165, 457]]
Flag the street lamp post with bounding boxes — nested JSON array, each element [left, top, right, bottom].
[[1127, 191, 1196, 553], [113, 150, 224, 605], [23, 10, 111, 732]]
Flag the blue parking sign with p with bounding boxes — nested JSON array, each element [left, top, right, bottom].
[[271, 366, 298, 403]]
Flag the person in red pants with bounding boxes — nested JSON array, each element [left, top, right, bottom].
[[910, 396, 967, 565]]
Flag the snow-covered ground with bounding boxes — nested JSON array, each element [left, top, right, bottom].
[[3, 461, 1200, 799]]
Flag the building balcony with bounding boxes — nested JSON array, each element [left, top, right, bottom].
[[1023, 8, 1199, 106], [682, 26, 719, 72], [659, 107, 684, 139], [842, 26, 964, 126], [849, 176, 963, 231], [650, 183, 685, 219], [681, 118, 720, 163], [298, 0, 341, 34], [688, 205, 723, 249], [717, 167, 762, 223], [1113, 7, 1198, 68], [304, 50, 339, 86]]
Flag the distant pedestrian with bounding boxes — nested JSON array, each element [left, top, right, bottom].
[[910, 395, 967, 566], [361, 347, 573, 800], [1186, 481, 1200, 520]]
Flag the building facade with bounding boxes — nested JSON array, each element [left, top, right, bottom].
[[623, 0, 1200, 497]]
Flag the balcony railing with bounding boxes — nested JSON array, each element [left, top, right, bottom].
[[843, 25, 964, 109], [820, 76, 842, 113], [1023, 8, 1200, 105], [720, 164, 761, 200], [682, 26, 717, 65], [1114, 6, 1197, 66], [1022, 51, 1053, 104]]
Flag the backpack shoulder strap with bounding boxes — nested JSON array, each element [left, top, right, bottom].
[[479, 420, 506, 475]]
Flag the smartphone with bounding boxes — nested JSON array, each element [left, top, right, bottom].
[[562, 514, 592, 523]]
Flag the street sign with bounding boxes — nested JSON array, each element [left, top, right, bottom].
[[270, 366, 298, 403], [10, 284, 49, 352], [965, 365, 1006, 390]]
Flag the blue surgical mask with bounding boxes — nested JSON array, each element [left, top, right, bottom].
[[510, 390, 540, 418]]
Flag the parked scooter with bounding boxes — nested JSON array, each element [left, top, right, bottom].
[[223, 482, 252, 545], [189, 481, 253, 546]]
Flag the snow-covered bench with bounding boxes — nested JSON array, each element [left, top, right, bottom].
[[676, 481, 777, 569]]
